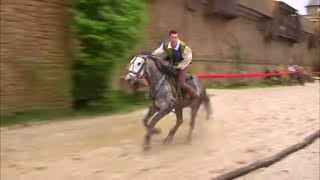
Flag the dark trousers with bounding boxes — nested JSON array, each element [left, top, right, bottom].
[[177, 68, 198, 99]]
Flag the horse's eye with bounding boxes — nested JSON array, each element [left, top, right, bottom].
[[137, 62, 141, 66]]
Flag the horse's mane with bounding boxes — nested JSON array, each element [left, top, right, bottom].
[[134, 51, 175, 75], [145, 55, 177, 76], [146, 55, 169, 69], [136, 51, 166, 63]]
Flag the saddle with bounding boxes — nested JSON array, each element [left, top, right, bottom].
[[168, 73, 195, 100]]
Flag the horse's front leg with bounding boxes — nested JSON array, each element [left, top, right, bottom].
[[144, 106, 171, 151], [142, 105, 161, 134], [163, 107, 183, 144]]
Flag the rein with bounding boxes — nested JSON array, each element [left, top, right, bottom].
[[140, 55, 167, 101], [129, 56, 146, 78]]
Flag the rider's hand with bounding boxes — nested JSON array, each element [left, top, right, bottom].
[[174, 65, 182, 70]]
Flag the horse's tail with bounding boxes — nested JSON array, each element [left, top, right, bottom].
[[202, 91, 213, 120]]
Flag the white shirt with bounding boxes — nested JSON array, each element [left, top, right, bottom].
[[151, 40, 193, 70]]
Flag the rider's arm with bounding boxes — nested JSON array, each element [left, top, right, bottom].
[[177, 46, 192, 70], [151, 44, 166, 59]]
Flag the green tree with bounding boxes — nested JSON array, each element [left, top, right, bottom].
[[71, 0, 148, 108]]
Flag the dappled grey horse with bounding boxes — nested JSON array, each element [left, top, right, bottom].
[[125, 55, 212, 151]]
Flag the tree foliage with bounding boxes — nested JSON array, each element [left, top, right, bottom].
[[71, 0, 148, 108]]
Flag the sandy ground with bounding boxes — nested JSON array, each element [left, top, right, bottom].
[[1, 83, 319, 180], [238, 139, 319, 180]]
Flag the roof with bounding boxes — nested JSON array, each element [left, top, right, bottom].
[[239, 0, 276, 17], [276, 1, 298, 12], [238, 0, 317, 35], [238, 0, 300, 18], [306, 0, 320, 7]]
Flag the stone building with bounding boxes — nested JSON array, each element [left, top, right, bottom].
[[0, 0, 72, 115], [140, 0, 319, 76]]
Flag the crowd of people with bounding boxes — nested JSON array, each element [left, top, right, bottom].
[[265, 64, 314, 85]]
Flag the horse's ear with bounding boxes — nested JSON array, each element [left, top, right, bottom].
[[139, 54, 149, 61], [140, 51, 151, 55], [130, 56, 136, 63]]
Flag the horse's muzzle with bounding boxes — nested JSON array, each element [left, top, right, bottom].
[[124, 74, 132, 81], [125, 73, 137, 85]]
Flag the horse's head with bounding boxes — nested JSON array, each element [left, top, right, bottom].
[[125, 55, 147, 84]]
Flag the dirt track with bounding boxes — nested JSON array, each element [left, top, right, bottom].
[[1, 83, 319, 180]]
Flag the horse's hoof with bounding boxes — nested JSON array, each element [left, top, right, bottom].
[[185, 136, 192, 144], [162, 139, 169, 144], [143, 144, 151, 151], [163, 136, 173, 144], [152, 128, 161, 135]]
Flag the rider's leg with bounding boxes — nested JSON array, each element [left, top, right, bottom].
[[178, 68, 198, 107]]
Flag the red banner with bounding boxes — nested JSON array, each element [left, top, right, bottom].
[[196, 72, 320, 79], [196, 73, 282, 79], [137, 72, 320, 79]]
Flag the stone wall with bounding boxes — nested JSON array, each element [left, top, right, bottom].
[[117, 0, 318, 90], [140, 0, 317, 73], [0, 0, 72, 115]]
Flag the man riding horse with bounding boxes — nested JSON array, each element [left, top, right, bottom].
[[125, 31, 212, 150], [151, 30, 198, 108]]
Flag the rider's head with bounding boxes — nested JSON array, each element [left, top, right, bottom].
[[169, 30, 179, 48]]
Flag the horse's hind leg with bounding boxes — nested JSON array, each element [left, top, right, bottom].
[[163, 108, 183, 144], [187, 103, 201, 143], [144, 107, 171, 151]]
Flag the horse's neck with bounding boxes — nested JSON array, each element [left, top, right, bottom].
[[145, 59, 165, 88]]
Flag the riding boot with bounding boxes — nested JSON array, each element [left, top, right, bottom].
[[184, 84, 199, 108]]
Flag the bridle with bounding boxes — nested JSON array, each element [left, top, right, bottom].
[[126, 55, 166, 100], [128, 56, 147, 79]]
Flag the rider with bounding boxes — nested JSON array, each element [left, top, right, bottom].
[[151, 30, 198, 107]]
